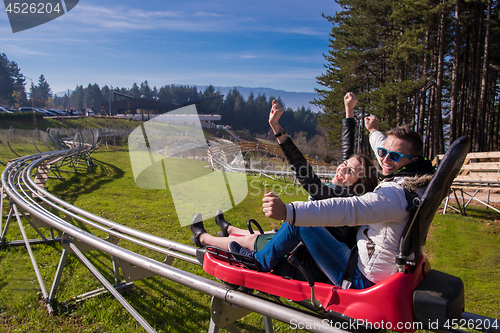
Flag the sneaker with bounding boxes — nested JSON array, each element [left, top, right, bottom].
[[228, 241, 256, 258]]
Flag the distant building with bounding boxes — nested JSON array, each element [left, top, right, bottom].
[[100, 93, 224, 128], [149, 114, 222, 128]]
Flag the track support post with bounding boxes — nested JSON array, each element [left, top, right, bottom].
[[209, 296, 274, 333]]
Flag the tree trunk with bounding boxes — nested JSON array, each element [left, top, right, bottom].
[[488, 72, 498, 151], [468, 3, 484, 150], [475, 0, 491, 151], [459, 34, 470, 139], [418, 30, 430, 138], [427, 85, 435, 157], [434, 0, 446, 153], [431, 35, 439, 156], [449, 0, 462, 145]]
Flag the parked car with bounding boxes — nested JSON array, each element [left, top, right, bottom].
[[54, 109, 69, 116], [38, 109, 57, 116], [49, 109, 66, 116], [19, 107, 35, 112], [33, 108, 49, 116], [0, 107, 13, 113]]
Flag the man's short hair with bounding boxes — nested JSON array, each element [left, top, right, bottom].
[[386, 125, 423, 156]]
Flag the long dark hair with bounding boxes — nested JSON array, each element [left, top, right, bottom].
[[348, 153, 378, 195]]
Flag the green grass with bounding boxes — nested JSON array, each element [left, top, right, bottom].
[[425, 207, 500, 319], [0, 146, 499, 332]]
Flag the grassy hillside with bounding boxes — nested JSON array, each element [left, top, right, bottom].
[[0, 116, 143, 131]]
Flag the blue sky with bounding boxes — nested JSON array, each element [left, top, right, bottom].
[[1, 0, 342, 95]]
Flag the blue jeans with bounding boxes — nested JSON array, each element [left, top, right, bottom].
[[254, 223, 374, 289]]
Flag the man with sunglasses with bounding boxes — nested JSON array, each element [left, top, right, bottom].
[[365, 116, 434, 178]]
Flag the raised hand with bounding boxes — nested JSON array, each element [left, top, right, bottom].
[[344, 92, 358, 118], [364, 116, 379, 133], [269, 100, 285, 127]]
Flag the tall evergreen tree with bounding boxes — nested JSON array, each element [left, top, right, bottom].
[[86, 83, 101, 111], [71, 85, 85, 110], [0, 53, 25, 105], [33, 74, 52, 107], [140, 80, 152, 99], [130, 83, 140, 98]]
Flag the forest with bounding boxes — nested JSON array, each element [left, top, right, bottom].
[[2, 0, 499, 159], [54, 82, 320, 139], [0, 53, 320, 140], [316, 0, 499, 157]]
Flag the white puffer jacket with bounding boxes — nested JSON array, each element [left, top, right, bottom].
[[283, 130, 426, 284], [284, 179, 422, 284]]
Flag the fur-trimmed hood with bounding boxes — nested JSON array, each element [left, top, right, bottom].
[[401, 174, 434, 193]]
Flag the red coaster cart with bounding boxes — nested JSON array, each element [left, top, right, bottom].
[[196, 136, 472, 332]]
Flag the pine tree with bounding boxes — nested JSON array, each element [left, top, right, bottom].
[[130, 83, 140, 98], [0, 53, 25, 106], [33, 74, 52, 107], [140, 80, 152, 99]]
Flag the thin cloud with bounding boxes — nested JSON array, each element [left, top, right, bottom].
[[239, 55, 258, 59], [194, 11, 224, 18], [275, 27, 326, 36], [141, 69, 321, 83], [64, 5, 230, 32], [53, 4, 325, 36], [2, 44, 50, 56], [129, 9, 184, 19]]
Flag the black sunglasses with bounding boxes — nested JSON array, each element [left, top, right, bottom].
[[377, 147, 415, 162]]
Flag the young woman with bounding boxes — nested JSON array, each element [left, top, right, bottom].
[[190, 93, 378, 257]]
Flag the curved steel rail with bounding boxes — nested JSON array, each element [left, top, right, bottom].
[[1, 147, 340, 333]]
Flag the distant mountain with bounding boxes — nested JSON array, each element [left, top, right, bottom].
[[197, 85, 322, 113], [54, 90, 72, 97]]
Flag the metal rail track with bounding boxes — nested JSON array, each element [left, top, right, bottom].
[[1, 147, 343, 333]]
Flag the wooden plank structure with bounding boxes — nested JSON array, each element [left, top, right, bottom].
[[434, 151, 500, 214]]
